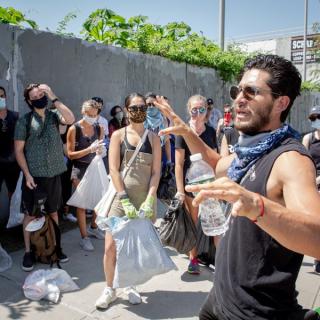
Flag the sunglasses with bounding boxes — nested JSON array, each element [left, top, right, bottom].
[[147, 102, 155, 107], [309, 114, 320, 122], [128, 104, 148, 112], [230, 85, 280, 100], [190, 106, 207, 115]]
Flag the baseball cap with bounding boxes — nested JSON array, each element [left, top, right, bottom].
[[25, 216, 46, 232], [207, 98, 214, 105], [309, 105, 320, 117]]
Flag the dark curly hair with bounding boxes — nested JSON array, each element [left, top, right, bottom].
[[239, 54, 301, 122]]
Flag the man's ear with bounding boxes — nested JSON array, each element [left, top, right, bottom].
[[274, 96, 290, 114]]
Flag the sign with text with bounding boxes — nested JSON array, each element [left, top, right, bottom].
[[291, 34, 320, 64]]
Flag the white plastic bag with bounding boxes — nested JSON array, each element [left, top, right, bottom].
[[23, 268, 79, 303], [0, 243, 13, 272], [67, 155, 109, 210], [112, 218, 177, 288], [7, 172, 24, 228]]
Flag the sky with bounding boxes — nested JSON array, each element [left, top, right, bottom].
[[1, 0, 320, 44]]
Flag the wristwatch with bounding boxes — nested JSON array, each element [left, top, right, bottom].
[[51, 98, 59, 104]]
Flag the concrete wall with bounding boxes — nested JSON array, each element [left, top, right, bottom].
[[0, 23, 229, 225]]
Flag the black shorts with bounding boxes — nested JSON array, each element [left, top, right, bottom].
[[0, 161, 20, 194], [22, 175, 62, 215]]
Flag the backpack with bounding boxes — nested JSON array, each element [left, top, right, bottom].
[[30, 216, 62, 267]]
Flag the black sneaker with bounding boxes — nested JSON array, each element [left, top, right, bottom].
[[58, 251, 69, 263], [315, 261, 320, 273], [22, 252, 34, 272]]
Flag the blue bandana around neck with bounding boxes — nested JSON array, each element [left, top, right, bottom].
[[227, 124, 301, 183]]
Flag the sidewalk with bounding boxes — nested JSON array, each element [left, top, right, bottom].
[[1, 215, 320, 319]]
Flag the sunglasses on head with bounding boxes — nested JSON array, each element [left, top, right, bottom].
[[309, 114, 320, 122], [190, 106, 207, 115], [230, 85, 280, 100], [128, 104, 148, 112]]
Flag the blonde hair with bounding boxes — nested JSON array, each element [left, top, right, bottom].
[[187, 95, 207, 110], [81, 99, 100, 113]]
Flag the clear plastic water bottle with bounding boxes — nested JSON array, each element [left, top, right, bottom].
[[186, 153, 229, 236]]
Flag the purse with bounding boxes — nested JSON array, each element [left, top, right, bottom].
[[159, 198, 197, 254], [95, 129, 149, 219]]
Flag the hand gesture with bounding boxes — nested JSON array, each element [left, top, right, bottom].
[[185, 177, 262, 221], [154, 96, 191, 138], [38, 84, 55, 100], [89, 139, 105, 153]]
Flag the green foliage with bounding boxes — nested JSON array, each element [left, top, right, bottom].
[[301, 81, 320, 92], [56, 11, 77, 37], [81, 8, 250, 81], [0, 6, 37, 29]]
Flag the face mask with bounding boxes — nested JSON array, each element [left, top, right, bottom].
[[31, 95, 48, 109], [115, 111, 124, 122], [0, 98, 6, 110], [311, 119, 320, 130], [128, 110, 147, 123], [83, 115, 97, 125]]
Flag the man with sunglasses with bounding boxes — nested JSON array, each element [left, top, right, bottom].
[[157, 54, 320, 319]]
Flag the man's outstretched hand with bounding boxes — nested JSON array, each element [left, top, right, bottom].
[[154, 96, 191, 138]]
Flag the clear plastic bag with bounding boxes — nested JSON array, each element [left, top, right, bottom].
[[23, 268, 79, 303], [112, 218, 177, 288], [7, 172, 24, 228], [0, 244, 13, 272], [67, 155, 109, 210]]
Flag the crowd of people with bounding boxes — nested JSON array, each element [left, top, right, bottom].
[[0, 53, 320, 319]]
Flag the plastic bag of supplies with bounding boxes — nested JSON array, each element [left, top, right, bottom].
[[111, 218, 177, 288], [7, 172, 24, 228], [23, 268, 79, 303], [67, 155, 109, 210]]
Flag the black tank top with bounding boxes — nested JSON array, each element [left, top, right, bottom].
[[215, 137, 312, 320], [308, 132, 320, 176], [120, 128, 152, 164]]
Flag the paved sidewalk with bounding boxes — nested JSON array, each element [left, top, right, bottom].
[[1, 199, 320, 320]]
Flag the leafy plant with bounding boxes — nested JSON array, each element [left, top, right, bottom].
[[56, 11, 77, 37], [0, 6, 37, 29], [301, 80, 320, 92], [81, 8, 250, 81]]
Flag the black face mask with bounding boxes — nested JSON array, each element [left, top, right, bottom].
[[30, 95, 48, 109]]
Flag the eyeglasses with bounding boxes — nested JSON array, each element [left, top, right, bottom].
[[190, 106, 207, 115], [230, 85, 281, 100], [128, 104, 148, 112], [309, 114, 320, 122]]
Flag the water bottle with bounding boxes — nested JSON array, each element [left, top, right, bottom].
[[186, 153, 229, 236]]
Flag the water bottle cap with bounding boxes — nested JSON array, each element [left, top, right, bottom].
[[190, 153, 203, 162]]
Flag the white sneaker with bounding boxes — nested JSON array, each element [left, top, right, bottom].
[[95, 287, 117, 309], [63, 213, 77, 223], [87, 226, 105, 240], [124, 286, 142, 305], [79, 237, 94, 251]]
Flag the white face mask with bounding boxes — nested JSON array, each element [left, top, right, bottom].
[[0, 97, 6, 110], [83, 115, 97, 125], [311, 119, 320, 130]]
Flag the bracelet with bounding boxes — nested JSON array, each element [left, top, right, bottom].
[[252, 193, 265, 223], [51, 98, 59, 104]]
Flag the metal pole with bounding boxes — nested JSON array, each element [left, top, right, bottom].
[[303, 0, 308, 81], [219, 0, 225, 51]]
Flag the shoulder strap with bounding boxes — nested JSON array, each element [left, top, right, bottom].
[[94, 123, 101, 138], [306, 132, 313, 150], [74, 122, 82, 142], [121, 129, 149, 179]]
